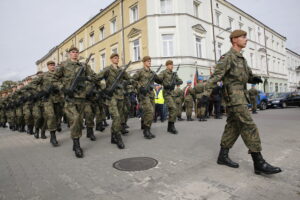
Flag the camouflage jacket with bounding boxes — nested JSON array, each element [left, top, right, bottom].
[[174, 87, 184, 104], [157, 69, 183, 97], [248, 88, 259, 100], [54, 59, 97, 99], [207, 48, 260, 106], [183, 86, 194, 102], [132, 67, 160, 98], [98, 64, 130, 100], [194, 82, 208, 99]]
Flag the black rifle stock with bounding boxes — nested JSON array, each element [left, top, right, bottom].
[[170, 64, 180, 90]]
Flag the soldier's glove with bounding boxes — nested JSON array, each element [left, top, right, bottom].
[[139, 87, 148, 96], [252, 77, 263, 84], [63, 88, 74, 98]]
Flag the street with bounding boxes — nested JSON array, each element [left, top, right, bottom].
[[0, 107, 300, 200]]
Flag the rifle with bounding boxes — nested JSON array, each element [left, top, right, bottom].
[[106, 61, 132, 96], [66, 53, 94, 97], [169, 64, 181, 90], [143, 64, 163, 94]]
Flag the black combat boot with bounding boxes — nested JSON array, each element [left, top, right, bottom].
[[251, 152, 282, 175], [149, 128, 156, 138], [103, 120, 109, 127], [73, 138, 83, 158], [121, 124, 129, 135], [3, 123, 7, 128], [124, 123, 129, 129], [217, 148, 239, 168], [143, 127, 152, 139], [167, 122, 178, 134], [20, 125, 26, 132], [96, 122, 105, 132], [0, 123, 3, 127], [57, 124, 62, 132], [41, 129, 47, 139], [141, 120, 145, 130], [50, 131, 59, 147], [34, 128, 39, 139], [111, 133, 125, 149], [28, 125, 34, 135], [177, 117, 184, 121], [86, 127, 96, 141]]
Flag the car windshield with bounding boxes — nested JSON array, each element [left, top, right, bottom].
[[274, 93, 289, 98]]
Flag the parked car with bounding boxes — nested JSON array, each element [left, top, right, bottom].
[[267, 92, 290, 108], [281, 92, 300, 107], [248, 90, 268, 110]]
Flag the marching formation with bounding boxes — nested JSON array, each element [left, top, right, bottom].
[[0, 30, 282, 175]]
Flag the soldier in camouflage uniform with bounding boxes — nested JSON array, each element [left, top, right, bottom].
[[15, 83, 26, 132], [194, 76, 208, 122], [54, 47, 98, 158], [157, 60, 183, 134], [98, 53, 131, 149], [22, 78, 35, 135], [6, 86, 17, 131], [174, 84, 184, 121], [206, 30, 281, 175], [94, 82, 106, 132], [133, 56, 161, 139], [183, 80, 195, 121], [31, 71, 46, 139], [248, 84, 259, 114], [0, 91, 8, 128]]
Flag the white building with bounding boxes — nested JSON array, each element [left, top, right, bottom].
[[286, 48, 300, 92], [146, 0, 289, 92]]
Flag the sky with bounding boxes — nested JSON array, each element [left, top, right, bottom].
[[0, 0, 299, 84]]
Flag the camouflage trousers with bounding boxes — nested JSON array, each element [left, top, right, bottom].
[[175, 101, 182, 118], [23, 103, 34, 126], [6, 109, 16, 126], [0, 110, 6, 124], [123, 96, 131, 124], [221, 104, 262, 152], [83, 101, 95, 128], [196, 99, 206, 118], [164, 95, 177, 123], [95, 102, 106, 124], [250, 98, 257, 112], [16, 106, 25, 127], [64, 100, 87, 139], [140, 96, 155, 128], [108, 97, 124, 135], [32, 103, 44, 129], [43, 101, 63, 131], [184, 100, 194, 118]]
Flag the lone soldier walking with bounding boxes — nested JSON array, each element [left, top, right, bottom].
[[183, 80, 194, 121], [207, 30, 281, 175], [248, 84, 259, 114], [174, 84, 184, 121]]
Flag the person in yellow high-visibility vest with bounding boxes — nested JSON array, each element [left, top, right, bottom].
[[154, 84, 165, 122]]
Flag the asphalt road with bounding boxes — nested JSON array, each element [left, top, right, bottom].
[[0, 107, 300, 200]]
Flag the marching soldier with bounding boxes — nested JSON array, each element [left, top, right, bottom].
[[133, 56, 161, 139], [53, 47, 98, 158], [248, 84, 259, 114], [97, 53, 130, 149], [206, 30, 281, 175], [157, 60, 183, 134], [183, 80, 194, 121], [194, 76, 208, 121], [174, 84, 184, 121]]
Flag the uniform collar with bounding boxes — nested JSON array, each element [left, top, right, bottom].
[[230, 48, 244, 58]]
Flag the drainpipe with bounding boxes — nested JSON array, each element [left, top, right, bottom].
[[263, 27, 269, 92], [121, 0, 126, 65], [210, 0, 217, 65]]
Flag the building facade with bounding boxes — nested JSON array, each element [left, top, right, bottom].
[[286, 49, 300, 92], [36, 0, 299, 92]]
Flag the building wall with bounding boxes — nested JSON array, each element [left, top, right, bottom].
[[286, 49, 300, 92]]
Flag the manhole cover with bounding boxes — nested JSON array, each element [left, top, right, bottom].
[[113, 157, 158, 171]]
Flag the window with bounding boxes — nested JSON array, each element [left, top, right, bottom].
[[100, 53, 106, 70], [228, 17, 233, 29], [217, 43, 222, 59], [258, 32, 261, 43], [162, 34, 174, 57], [99, 26, 105, 40], [273, 60, 276, 72], [132, 39, 140, 61], [89, 33, 95, 46], [130, 4, 138, 23], [260, 56, 265, 69], [215, 11, 221, 26], [110, 18, 117, 34], [79, 39, 84, 52], [90, 57, 95, 71], [195, 36, 202, 58], [250, 53, 254, 67], [112, 47, 118, 54], [279, 83, 283, 92], [275, 83, 278, 92], [239, 22, 243, 30], [248, 27, 252, 40], [161, 0, 173, 14], [269, 82, 273, 92], [193, 1, 200, 17]]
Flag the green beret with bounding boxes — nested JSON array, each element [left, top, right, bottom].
[[68, 46, 79, 52], [165, 60, 173, 66], [46, 60, 55, 66], [230, 30, 247, 39], [142, 56, 151, 62], [110, 53, 119, 59]]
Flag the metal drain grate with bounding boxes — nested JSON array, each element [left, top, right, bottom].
[[113, 157, 158, 171]]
